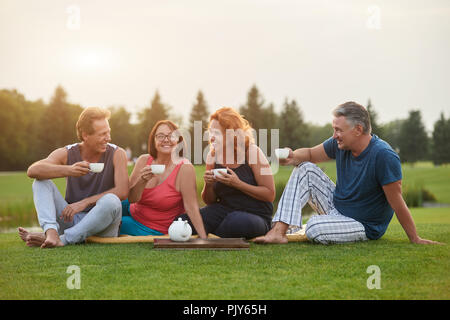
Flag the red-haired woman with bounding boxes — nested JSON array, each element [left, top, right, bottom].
[[177, 107, 275, 239], [120, 120, 207, 238]]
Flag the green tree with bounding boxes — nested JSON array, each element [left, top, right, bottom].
[[259, 103, 279, 156], [305, 123, 333, 147], [138, 90, 170, 152], [261, 103, 279, 130], [109, 106, 136, 156], [38, 86, 82, 156], [189, 91, 209, 130], [240, 85, 265, 131], [381, 119, 404, 152], [0, 90, 28, 170], [24, 98, 46, 165], [432, 112, 450, 165], [398, 110, 429, 163], [188, 90, 209, 163], [279, 98, 309, 150], [367, 99, 384, 139], [240, 86, 282, 156], [0, 89, 47, 170]]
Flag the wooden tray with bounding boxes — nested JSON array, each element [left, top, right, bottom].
[[153, 238, 250, 250]]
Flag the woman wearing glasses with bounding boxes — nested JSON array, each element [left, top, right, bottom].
[[119, 120, 207, 238], [177, 107, 275, 239]]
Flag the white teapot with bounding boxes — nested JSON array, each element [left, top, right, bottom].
[[168, 218, 192, 242]]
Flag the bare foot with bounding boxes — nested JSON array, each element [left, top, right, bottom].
[[253, 231, 289, 244], [18, 227, 46, 245], [25, 233, 46, 247], [40, 229, 64, 248], [253, 222, 290, 244], [22, 228, 64, 248], [18, 227, 30, 242]]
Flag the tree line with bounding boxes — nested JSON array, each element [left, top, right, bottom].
[[0, 85, 449, 171]]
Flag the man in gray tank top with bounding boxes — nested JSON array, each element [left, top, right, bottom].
[[18, 107, 129, 248]]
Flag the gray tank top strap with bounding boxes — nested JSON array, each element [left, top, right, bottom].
[[65, 143, 117, 211]]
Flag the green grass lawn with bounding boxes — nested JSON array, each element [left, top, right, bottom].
[[0, 207, 448, 300], [1, 162, 449, 299]]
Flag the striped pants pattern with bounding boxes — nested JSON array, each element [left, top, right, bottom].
[[272, 162, 368, 244]]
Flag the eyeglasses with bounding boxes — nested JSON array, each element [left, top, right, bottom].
[[155, 132, 179, 142]]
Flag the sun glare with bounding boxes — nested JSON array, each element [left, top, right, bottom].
[[64, 47, 117, 72], [78, 51, 102, 68]]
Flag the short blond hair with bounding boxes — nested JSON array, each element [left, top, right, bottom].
[[76, 107, 111, 141]]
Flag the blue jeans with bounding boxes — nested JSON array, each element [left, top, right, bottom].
[[119, 199, 164, 236], [32, 179, 122, 245]]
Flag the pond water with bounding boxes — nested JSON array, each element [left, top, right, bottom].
[[0, 213, 39, 233]]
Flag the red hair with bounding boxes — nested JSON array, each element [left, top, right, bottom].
[[209, 107, 254, 162]]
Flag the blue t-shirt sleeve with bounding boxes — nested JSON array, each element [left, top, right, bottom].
[[323, 137, 337, 159], [375, 148, 402, 186]]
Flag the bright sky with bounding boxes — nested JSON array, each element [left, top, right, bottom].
[[1, 0, 449, 132]]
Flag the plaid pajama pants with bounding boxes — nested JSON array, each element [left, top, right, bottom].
[[273, 162, 368, 244]]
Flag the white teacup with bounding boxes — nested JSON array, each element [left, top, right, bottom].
[[275, 148, 290, 159], [212, 168, 228, 178], [89, 163, 104, 173], [150, 164, 165, 174]]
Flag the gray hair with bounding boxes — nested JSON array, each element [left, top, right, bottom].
[[332, 101, 371, 134]]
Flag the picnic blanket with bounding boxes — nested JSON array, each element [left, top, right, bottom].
[[86, 228, 308, 244]]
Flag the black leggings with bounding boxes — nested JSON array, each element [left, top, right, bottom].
[[176, 203, 271, 239]]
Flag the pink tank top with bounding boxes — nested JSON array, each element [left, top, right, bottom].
[[130, 156, 187, 234]]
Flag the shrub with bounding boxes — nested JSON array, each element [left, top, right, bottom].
[[403, 184, 437, 207]]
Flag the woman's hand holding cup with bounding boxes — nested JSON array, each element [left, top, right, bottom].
[[140, 165, 155, 182], [203, 170, 215, 185]]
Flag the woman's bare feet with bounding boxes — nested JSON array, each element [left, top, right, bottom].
[[253, 222, 289, 244]]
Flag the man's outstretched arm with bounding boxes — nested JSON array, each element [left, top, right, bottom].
[[383, 180, 444, 245], [280, 143, 331, 166]]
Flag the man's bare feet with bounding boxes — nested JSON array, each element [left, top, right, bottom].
[[18, 227, 30, 242], [26, 233, 46, 247], [18, 227, 45, 245], [40, 229, 64, 248], [253, 231, 289, 244], [253, 222, 290, 244], [18, 227, 64, 248]]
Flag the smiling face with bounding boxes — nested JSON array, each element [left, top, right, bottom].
[[82, 118, 111, 153], [154, 124, 179, 156], [332, 116, 361, 150]]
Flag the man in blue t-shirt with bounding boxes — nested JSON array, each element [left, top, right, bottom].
[[255, 101, 442, 245]]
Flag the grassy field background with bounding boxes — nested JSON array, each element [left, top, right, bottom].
[[0, 162, 449, 299], [0, 207, 448, 299]]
